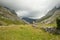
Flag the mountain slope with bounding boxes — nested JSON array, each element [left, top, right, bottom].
[[38, 7, 57, 22], [38, 7, 60, 24], [0, 6, 25, 25]]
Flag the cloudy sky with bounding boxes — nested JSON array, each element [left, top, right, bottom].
[[0, 0, 60, 19]]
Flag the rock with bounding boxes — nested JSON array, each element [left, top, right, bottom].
[[41, 27, 60, 34], [41, 27, 56, 33], [45, 27, 56, 33], [55, 29, 60, 34]]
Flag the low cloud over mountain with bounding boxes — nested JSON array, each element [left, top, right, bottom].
[[0, 0, 60, 19]]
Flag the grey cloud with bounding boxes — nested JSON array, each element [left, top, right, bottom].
[[0, 0, 60, 19]]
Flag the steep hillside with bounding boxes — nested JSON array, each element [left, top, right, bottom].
[[0, 6, 25, 25], [38, 7, 60, 24], [38, 7, 57, 22]]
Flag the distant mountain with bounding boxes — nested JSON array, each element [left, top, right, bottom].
[[0, 6, 25, 25], [22, 17, 37, 24]]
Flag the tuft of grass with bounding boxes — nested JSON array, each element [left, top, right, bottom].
[[0, 25, 60, 40]]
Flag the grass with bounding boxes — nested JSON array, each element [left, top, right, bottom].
[[0, 25, 60, 40]]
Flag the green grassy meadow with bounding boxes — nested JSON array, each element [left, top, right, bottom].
[[0, 25, 60, 40]]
